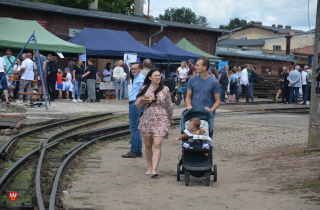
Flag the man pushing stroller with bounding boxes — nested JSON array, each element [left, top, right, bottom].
[[172, 118, 211, 149]]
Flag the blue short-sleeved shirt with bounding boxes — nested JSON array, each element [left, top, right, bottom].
[[36, 55, 47, 74], [230, 74, 238, 83], [187, 75, 221, 117]]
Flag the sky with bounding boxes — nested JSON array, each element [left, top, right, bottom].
[[143, 0, 317, 32]]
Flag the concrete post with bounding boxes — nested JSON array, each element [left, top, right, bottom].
[[307, 0, 320, 151], [134, 0, 144, 16]]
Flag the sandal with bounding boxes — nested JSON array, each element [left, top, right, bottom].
[[151, 172, 159, 178]]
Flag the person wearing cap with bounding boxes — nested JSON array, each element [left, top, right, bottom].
[[186, 59, 196, 82], [62, 68, 72, 100]]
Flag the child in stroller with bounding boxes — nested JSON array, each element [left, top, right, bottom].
[[175, 108, 217, 186], [172, 118, 211, 149]]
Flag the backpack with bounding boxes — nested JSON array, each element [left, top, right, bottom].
[[254, 73, 259, 83]]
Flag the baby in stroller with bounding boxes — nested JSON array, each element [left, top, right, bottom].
[[172, 118, 211, 149]]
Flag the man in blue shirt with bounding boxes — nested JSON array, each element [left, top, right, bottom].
[[2, 49, 15, 84], [122, 62, 145, 158], [186, 57, 221, 124]]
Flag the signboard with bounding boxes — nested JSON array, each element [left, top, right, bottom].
[[124, 53, 137, 67], [218, 62, 228, 74], [79, 54, 86, 61], [37, 20, 47, 29], [69, 28, 82, 37]]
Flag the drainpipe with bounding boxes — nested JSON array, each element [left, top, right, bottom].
[[149, 25, 164, 47], [215, 32, 231, 56]]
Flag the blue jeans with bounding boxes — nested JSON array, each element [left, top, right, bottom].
[[248, 83, 255, 101], [129, 103, 143, 153], [123, 80, 128, 99], [114, 79, 123, 99], [289, 87, 299, 103], [303, 82, 311, 103], [220, 84, 226, 102], [72, 80, 82, 99]]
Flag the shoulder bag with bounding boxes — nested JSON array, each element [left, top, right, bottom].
[[139, 98, 156, 120]]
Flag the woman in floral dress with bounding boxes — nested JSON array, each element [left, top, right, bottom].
[[135, 69, 174, 178]]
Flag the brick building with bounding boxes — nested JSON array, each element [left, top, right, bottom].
[[0, 0, 230, 72]]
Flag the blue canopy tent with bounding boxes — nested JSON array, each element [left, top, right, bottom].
[[68, 27, 167, 60], [150, 36, 202, 61]]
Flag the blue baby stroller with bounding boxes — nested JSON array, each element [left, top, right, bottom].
[[177, 108, 217, 186]]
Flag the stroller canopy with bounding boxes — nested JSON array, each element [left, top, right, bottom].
[[180, 108, 214, 136]]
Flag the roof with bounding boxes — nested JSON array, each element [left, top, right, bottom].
[[0, 0, 231, 34], [175, 38, 222, 60], [0, 17, 85, 54], [233, 24, 303, 34], [68, 27, 167, 59], [217, 49, 295, 62], [262, 30, 315, 40], [217, 39, 265, 47], [150, 36, 201, 61]]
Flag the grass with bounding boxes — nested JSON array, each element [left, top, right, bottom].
[[84, 190, 93, 194], [239, 153, 256, 157], [287, 150, 311, 157], [3, 161, 14, 168], [83, 202, 94, 205], [71, 196, 90, 200]]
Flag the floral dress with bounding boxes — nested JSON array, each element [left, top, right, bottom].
[[135, 85, 174, 138]]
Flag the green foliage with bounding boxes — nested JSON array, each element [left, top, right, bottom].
[[219, 18, 255, 30], [158, 7, 209, 27], [26, 0, 95, 10], [98, 0, 135, 15]]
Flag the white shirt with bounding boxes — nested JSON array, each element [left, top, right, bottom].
[[103, 69, 113, 81], [301, 70, 308, 85], [13, 64, 22, 72], [240, 68, 249, 85], [177, 67, 188, 81], [161, 72, 166, 78], [0, 57, 6, 73], [65, 72, 72, 86], [21, 58, 36, 80], [112, 67, 124, 79]]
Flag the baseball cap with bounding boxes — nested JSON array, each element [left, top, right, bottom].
[[188, 59, 194, 63], [65, 68, 70, 71], [27, 52, 32, 56]]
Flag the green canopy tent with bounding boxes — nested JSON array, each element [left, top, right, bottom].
[[0, 17, 86, 55], [175, 38, 222, 66]]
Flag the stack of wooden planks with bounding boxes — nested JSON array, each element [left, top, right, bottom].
[[253, 75, 280, 98]]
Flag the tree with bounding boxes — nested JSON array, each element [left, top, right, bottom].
[[219, 18, 255, 30], [26, 0, 95, 10], [158, 7, 209, 27], [98, 0, 135, 15]]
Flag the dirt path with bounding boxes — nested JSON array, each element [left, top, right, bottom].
[[62, 113, 319, 210]]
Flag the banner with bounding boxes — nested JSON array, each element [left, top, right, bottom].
[[79, 54, 86, 61], [218, 62, 229, 74], [124, 53, 137, 68]]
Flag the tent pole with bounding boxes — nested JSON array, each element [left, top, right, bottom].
[[167, 60, 169, 79], [33, 31, 48, 110]]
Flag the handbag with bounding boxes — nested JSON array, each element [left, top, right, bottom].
[[139, 97, 156, 120]]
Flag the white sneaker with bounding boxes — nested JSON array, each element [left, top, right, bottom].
[[72, 99, 77, 102], [306, 100, 310, 105], [182, 143, 190, 149], [64, 98, 70, 100], [300, 101, 304, 104], [202, 143, 210, 149], [77, 99, 82, 102]]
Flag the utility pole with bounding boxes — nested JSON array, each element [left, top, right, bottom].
[[307, 0, 320, 151], [147, 0, 150, 21], [176, 8, 178, 22], [169, 7, 172, 21]]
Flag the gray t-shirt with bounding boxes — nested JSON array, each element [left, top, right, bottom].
[[187, 74, 221, 117], [95, 77, 101, 89]]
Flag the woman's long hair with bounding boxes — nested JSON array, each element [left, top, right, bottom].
[[136, 68, 164, 100], [106, 63, 111, 71]]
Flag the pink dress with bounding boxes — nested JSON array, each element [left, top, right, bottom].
[[135, 85, 174, 138]]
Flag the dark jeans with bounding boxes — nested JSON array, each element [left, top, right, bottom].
[[303, 82, 311, 103], [13, 81, 20, 99], [237, 84, 249, 102], [248, 82, 254, 101], [289, 87, 299, 104], [129, 103, 143, 153], [46, 75, 57, 101], [282, 86, 290, 103], [95, 88, 100, 100], [220, 84, 226, 102], [302, 84, 306, 100]]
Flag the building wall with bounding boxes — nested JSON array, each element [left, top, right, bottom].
[[221, 27, 278, 39], [292, 45, 314, 55], [221, 56, 293, 75], [263, 33, 315, 52], [0, 5, 218, 59]]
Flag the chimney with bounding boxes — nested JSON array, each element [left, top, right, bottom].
[[285, 34, 292, 55], [255, 22, 262, 26], [285, 25, 291, 29], [277, 24, 283, 28], [134, 0, 144, 16], [89, 0, 98, 10], [272, 24, 276, 27]]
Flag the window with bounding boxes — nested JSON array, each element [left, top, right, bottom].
[[239, 37, 248, 40], [273, 45, 281, 51]]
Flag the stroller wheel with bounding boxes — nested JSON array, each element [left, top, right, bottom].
[[213, 164, 217, 182], [177, 164, 180, 181], [206, 174, 210, 186], [185, 174, 190, 186], [175, 99, 181, 106]]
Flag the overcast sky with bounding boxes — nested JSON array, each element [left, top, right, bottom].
[[143, 0, 317, 32]]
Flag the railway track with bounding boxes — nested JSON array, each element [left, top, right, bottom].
[[0, 112, 128, 209]]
